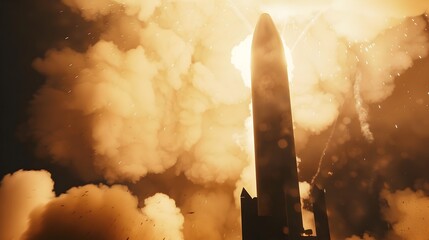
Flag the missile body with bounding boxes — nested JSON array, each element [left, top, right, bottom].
[[251, 13, 303, 237], [241, 13, 330, 240]]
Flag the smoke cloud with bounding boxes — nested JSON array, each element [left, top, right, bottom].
[[1, 171, 184, 240], [274, 2, 429, 136], [180, 187, 240, 240], [8, 0, 428, 239], [30, 0, 251, 183], [0, 170, 54, 240], [381, 187, 429, 240], [345, 233, 376, 240], [23, 186, 184, 240]]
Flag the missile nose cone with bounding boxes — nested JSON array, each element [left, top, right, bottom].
[[252, 13, 284, 53], [251, 13, 288, 103]]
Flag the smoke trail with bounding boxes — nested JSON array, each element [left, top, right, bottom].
[[310, 116, 339, 185], [354, 72, 374, 142]]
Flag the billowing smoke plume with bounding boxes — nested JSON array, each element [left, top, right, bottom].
[[180, 187, 240, 240], [28, 0, 428, 181], [30, 0, 251, 183], [266, 1, 429, 136], [1, 171, 184, 240], [12, 0, 429, 239], [23, 186, 184, 240], [381, 187, 429, 240], [0, 170, 54, 240]]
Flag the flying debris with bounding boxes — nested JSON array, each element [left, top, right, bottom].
[[240, 13, 330, 240]]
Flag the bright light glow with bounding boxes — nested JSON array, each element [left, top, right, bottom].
[[231, 34, 253, 88], [231, 34, 295, 89], [283, 43, 295, 81]]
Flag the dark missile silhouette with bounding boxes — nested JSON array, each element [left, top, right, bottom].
[[240, 13, 331, 240]]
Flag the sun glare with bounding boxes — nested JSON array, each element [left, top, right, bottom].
[[231, 33, 295, 89]]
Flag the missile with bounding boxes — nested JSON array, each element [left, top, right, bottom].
[[251, 12, 303, 237], [241, 13, 330, 240]]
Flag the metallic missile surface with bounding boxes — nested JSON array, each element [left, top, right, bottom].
[[241, 13, 331, 240], [251, 12, 303, 237]]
